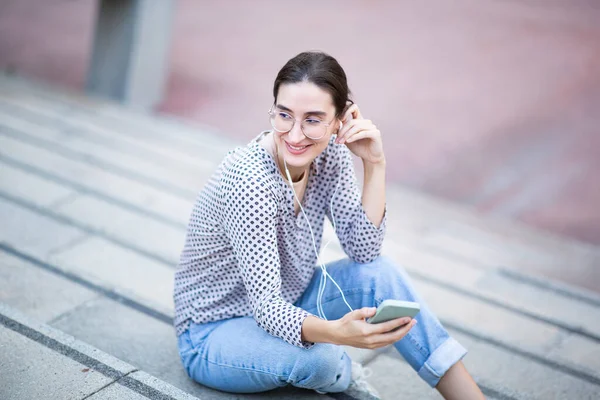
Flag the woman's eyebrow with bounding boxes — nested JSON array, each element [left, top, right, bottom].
[[276, 104, 327, 117]]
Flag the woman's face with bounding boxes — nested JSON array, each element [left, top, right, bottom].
[[272, 81, 340, 173]]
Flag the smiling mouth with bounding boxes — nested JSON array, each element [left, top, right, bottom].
[[288, 143, 309, 150], [285, 141, 312, 153]]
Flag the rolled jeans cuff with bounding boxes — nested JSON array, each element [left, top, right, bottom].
[[417, 336, 467, 387]]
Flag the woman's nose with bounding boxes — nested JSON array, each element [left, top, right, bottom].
[[287, 120, 305, 143]]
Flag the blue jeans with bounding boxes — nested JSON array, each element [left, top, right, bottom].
[[177, 256, 467, 393]]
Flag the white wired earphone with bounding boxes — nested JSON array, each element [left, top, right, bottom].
[[276, 120, 354, 320]]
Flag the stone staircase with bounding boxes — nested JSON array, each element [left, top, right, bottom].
[[0, 73, 599, 399]]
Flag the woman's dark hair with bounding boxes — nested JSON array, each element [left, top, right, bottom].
[[273, 51, 352, 118]]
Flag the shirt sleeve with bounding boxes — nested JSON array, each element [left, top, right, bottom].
[[222, 175, 315, 349], [326, 144, 387, 263]]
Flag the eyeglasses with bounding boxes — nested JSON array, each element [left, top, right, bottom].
[[268, 106, 335, 141]]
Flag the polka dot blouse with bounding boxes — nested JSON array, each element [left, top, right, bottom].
[[174, 131, 387, 348]]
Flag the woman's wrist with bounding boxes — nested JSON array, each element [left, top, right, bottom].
[[301, 316, 340, 344], [361, 157, 386, 227], [363, 157, 386, 169]]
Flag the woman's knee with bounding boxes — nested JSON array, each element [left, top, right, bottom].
[[353, 255, 405, 283], [352, 255, 420, 304], [288, 344, 351, 392]]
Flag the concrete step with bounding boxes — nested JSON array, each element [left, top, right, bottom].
[[0, 163, 185, 266], [0, 75, 237, 156], [0, 134, 194, 225], [384, 189, 600, 284], [0, 99, 219, 175], [0, 250, 337, 400], [0, 91, 218, 167], [2, 86, 599, 301], [3, 137, 600, 357], [2, 189, 600, 398], [3, 238, 599, 399], [0, 302, 199, 400], [374, 327, 600, 400], [0, 74, 222, 142], [0, 110, 203, 198], [1, 83, 598, 292], [1, 75, 598, 265], [2, 74, 600, 398]]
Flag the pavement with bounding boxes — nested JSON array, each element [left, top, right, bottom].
[[0, 303, 199, 400], [1, 75, 600, 399]]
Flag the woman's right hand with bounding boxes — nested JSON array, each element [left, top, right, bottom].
[[330, 307, 417, 349]]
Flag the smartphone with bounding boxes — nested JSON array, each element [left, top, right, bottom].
[[366, 300, 420, 324]]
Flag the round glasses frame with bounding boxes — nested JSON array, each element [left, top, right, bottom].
[[268, 106, 336, 141]]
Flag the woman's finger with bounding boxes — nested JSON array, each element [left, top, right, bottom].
[[386, 319, 417, 342], [338, 120, 374, 143], [337, 118, 359, 140], [346, 103, 362, 121], [371, 317, 412, 335], [342, 104, 359, 123], [370, 319, 417, 347], [351, 105, 363, 120], [349, 307, 377, 321], [336, 119, 358, 142], [345, 129, 379, 144]]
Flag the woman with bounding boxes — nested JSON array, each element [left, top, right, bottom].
[[174, 51, 485, 399]]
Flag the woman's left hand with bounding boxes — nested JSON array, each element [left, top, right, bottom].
[[336, 103, 385, 165]]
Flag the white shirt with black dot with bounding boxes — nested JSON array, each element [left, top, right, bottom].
[[174, 131, 387, 348]]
